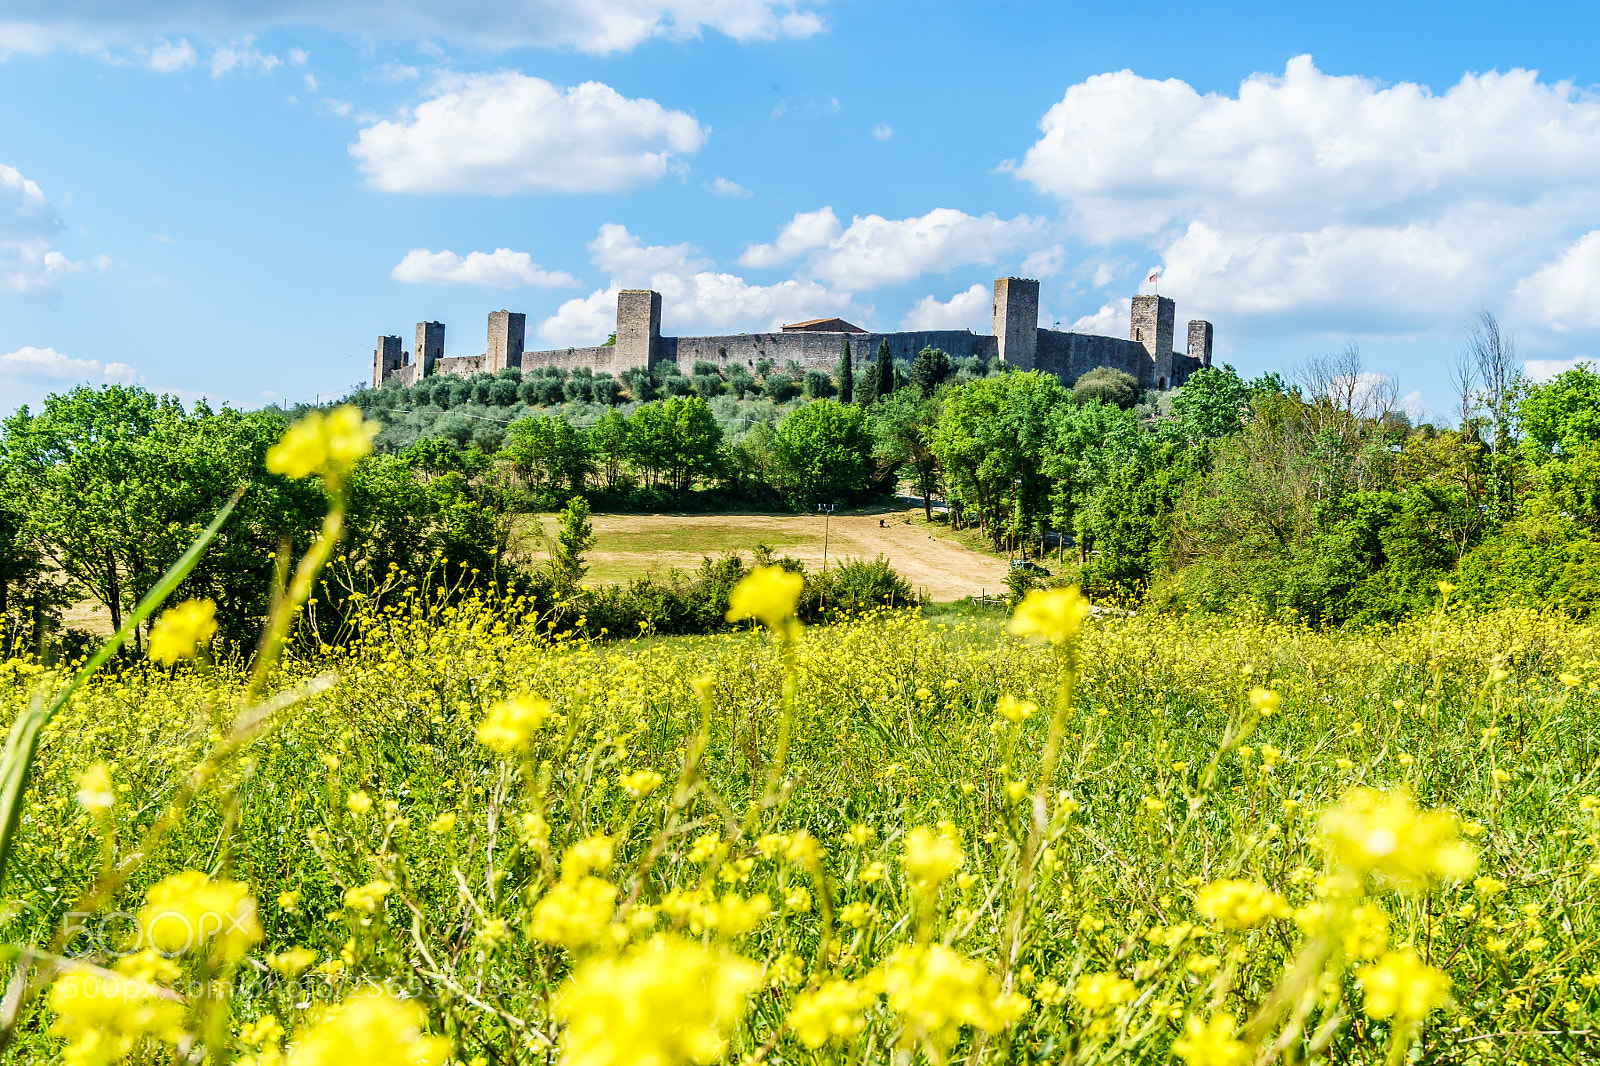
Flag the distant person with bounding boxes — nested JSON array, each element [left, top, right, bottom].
[[879, 519, 885, 528]]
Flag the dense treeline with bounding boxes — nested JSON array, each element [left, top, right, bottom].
[[7, 313, 1600, 650]]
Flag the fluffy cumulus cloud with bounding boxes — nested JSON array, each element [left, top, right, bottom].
[[900, 283, 990, 332], [1014, 56, 1600, 340], [391, 247, 579, 288], [537, 223, 865, 344], [0, 0, 822, 57], [351, 73, 707, 195], [0, 163, 83, 299], [1069, 298, 1132, 339], [740, 206, 1045, 290], [0, 346, 136, 407]]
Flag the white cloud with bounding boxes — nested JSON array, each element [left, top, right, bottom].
[[740, 206, 1045, 289], [707, 177, 751, 197], [0, 0, 822, 58], [1015, 56, 1600, 338], [351, 72, 708, 195], [391, 247, 579, 288], [538, 223, 865, 344], [287, 46, 308, 65], [1070, 299, 1131, 339], [303, 72, 318, 92], [738, 207, 841, 268], [1021, 244, 1065, 277], [145, 37, 194, 72], [1516, 231, 1600, 333], [0, 163, 83, 299], [208, 36, 280, 76], [1523, 357, 1591, 382], [0, 347, 137, 410], [871, 123, 892, 141], [900, 283, 990, 332], [378, 62, 419, 81]]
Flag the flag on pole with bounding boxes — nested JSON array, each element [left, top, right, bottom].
[[1147, 269, 1160, 283]]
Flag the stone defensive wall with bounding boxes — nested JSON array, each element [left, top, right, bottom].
[[374, 277, 1213, 392]]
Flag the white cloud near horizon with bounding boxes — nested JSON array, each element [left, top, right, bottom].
[[1069, 299, 1131, 339], [391, 247, 579, 288], [0, 0, 823, 56], [537, 223, 866, 344], [0, 163, 84, 299], [900, 283, 990, 332], [351, 73, 708, 194], [1014, 56, 1600, 343], [0, 347, 137, 411], [740, 206, 1045, 290]]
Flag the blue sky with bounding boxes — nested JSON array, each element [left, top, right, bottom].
[[4, 0, 1600, 418]]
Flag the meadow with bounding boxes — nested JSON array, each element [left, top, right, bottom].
[[4, 584, 1598, 1064]]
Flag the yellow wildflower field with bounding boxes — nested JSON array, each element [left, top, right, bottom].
[[4, 584, 1598, 1064]]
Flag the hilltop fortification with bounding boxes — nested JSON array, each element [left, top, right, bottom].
[[373, 278, 1213, 391]]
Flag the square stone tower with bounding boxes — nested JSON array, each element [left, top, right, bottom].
[[992, 277, 1039, 370], [373, 335, 404, 387], [1187, 320, 1214, 369], [1130, 295, 1175, 388], [615, 290, 662, 372], [488, 311, 526, 372], [415, 321, 445, 377]]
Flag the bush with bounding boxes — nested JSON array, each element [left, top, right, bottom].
[[801, 555, 915, 617], [1072, 367, 1140, 409]]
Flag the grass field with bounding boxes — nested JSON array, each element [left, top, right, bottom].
[[8, 586, 1600, 1064], [520, 505, 1013, 601]]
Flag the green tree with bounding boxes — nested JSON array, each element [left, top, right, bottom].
[[931, 372, 1068, 550], [872, 390, 942, 517], [771, 399, 874, 504], [838, 340, 854, 406], [627, 397, 723, 492], [588, 409, 631, 488], [553, 495, 596, 588], [873, 340, 894, 402], [1168, 365, 1250, 441], [910, 347, 951, 398], [502, 414, 593, 494]]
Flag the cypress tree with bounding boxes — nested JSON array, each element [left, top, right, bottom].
[[875, 339, 894, 400], [839, 340, 854, 405]]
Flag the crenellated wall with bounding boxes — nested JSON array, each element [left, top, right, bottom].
[[374, 280, 1215, 393]]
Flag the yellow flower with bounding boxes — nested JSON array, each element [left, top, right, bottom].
[[476, 695, 553, 754], [700, 894, 771, 936], [1248, 688, 1281, 717], [429, 812, 457, 834], [240, 1015, 284, 1047], [840, 901, 874, 928], [1172, 1012, 1250, 1066], [618, 770, 664, 799], [788, 979, 876, 1048], [266, 406, 378, 485], [1318, 787, 1476, 891], [138, 871, 261, 961], [1473, 876, 1506, 897], [343, 880, 393, 914], [1006, 586, 1090, 645], [75, 763, 115, 810], [997, 694, 1038, 723], [1195, 879, 1288, 931], [346, 791, 372, 815], [555, 935, 760, 1066], [904, 825, 963, 891], [49, 965, 184, 1066], [285, 993, 449, 1066], [877, 943, 1029, 1046], [1072, 973, 1136, 1012], [147, 599, 218, 665], [1356, 948, 1450, 1022], [530, 878, 617, 951], [725, 566, 804, 632], [266, 947, 317, 976], [1295, 900, 1389, 959]]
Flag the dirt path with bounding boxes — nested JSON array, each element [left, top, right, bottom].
[[567, 510, 1010, 602]]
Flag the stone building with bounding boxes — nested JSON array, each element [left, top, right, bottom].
[[373, 278, 1213, 392]]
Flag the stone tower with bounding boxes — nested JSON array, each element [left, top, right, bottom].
[[1130, 295, 1175, 388], [487, 311, 526, 372], [615, 290, 662, 372], [373, 335, 404, 387], [1187, 320, 1214, 370], [415, 321, 445, 378], [992, 277, 1039, 370]]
